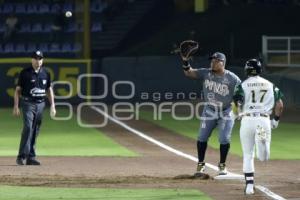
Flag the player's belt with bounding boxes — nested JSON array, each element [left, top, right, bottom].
[[21, 96, 45, 103], [244, 113, 269, 118], [207, 106, 230, 112]]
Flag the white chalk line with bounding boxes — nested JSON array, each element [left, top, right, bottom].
[[90, 105, 286, 200]]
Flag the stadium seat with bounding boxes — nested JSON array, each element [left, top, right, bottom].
[[38, 4, 50, 14], [15, 3, 27, 14], [62, 43, 72, 52], [31, 23, 43, 33], [27, 43, 37, 52], [39, 43, 49, 53], [62, 2, 74, 12], [27, 4, 38, 13], [65, 22, 78, 33], [43, 23, 52, 33], [15, 43, 26, 53], [50, 4, 61, 13], [2, 4, 14, 14], [19, 23, 31, 33], [91, 0, 107, 13], [4, 43, 14, 53], [50, 43, 60, 52], [0, 1, 91, 57], [91, 23, 103, 32]]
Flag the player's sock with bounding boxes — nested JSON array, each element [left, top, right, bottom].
[[197, 141, 207, 162], [244, 172, 254, 185], [220, 143, 230, 163], [244, 173, 255, 194]]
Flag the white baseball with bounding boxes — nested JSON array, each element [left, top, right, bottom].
[[65, 11, 72, 18]]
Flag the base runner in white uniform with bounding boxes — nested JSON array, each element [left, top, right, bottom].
[[233, 59, 284, 195]]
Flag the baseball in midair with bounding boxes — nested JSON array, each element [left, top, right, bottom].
[[65, 11, 72, 18]]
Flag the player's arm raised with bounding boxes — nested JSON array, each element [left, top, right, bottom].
[[182, 61, 199, 79], [178, 40, 199, 79]]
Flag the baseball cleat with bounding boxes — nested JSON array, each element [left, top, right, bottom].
[[194, 162, 206, 175], [245, 183, 255, 195], [218, 163, 227, 175], [194, 162, 206, 177]]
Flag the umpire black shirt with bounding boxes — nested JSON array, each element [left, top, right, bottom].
[[17, 67, 51, 101]]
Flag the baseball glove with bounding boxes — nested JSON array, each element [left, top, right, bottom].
[[179, 40, 199, 60]]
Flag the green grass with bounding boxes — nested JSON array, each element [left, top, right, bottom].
[[0, 108, 137, 157], [0, 185, 212, 200], [139, 111, 300, 160]]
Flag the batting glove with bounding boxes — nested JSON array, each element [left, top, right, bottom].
[[270, 119, 279, 129]]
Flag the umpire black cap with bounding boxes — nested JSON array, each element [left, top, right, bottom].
[[209, 52, 226, 62], [32, 50, 44, 59]]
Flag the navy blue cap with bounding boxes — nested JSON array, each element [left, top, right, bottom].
[[32, 50, 43, 59], [209, 52, 226, 62]]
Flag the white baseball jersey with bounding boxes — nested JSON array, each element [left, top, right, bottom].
[[235, 75, 283, 173], [235, 76, 282, 115]]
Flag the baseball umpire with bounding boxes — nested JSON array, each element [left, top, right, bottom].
[[179, 41, 241, 176], [233, 59, 284, 195], [13, 50, 56, 165]]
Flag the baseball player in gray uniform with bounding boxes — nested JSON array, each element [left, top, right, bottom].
[[182, 52, 241, 176]]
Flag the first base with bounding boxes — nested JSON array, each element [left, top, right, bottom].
[[214, 173, 244, 180]]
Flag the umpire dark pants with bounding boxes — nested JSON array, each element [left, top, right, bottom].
[[17, 100, 45, 160]]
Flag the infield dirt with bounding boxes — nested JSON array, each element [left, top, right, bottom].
[[0, 107, 299, 200]]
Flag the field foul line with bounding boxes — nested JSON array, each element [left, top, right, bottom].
[[90, 105, 286, 200]]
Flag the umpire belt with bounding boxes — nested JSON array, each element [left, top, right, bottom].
[[244, 113, 269, 118], [21, 96, 45, 103]]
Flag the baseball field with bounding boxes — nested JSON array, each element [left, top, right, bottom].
[[0, 106, 299, 200]]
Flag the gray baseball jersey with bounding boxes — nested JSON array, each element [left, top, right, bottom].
[[196, 68, 241, 110], [195, 68, 241, 144]]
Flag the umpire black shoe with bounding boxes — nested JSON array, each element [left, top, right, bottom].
[[16, 158, 25, 165], [26, 159, 41, 165]]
